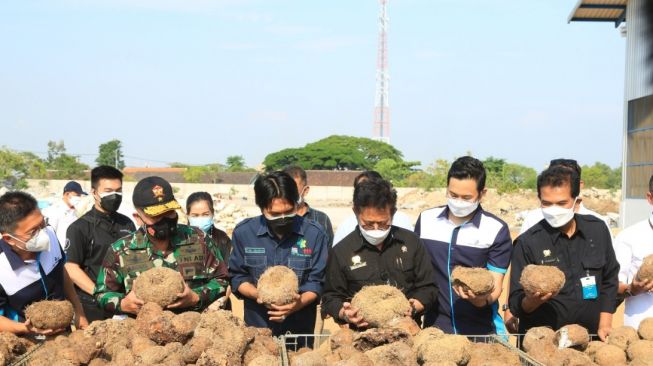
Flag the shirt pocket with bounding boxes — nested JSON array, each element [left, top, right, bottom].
[[581, 256, 606, 289], [288, 257, 311, 283], [244, 255, 267, 281]]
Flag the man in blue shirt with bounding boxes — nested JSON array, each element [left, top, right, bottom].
[[415, 157, 512, 335], [229, 171, 328, 341], [0, 191, 87, 335]]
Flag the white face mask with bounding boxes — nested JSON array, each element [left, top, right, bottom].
[[447, 198, 479, 218], [9, 228, 51, 252], [542, 198, 577, 228], [359, 226, 391, 246], [68, 195, 82, 208]]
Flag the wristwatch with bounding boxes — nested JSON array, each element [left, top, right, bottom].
[[502, 304, 509, 312], [624, 286, 634, 298]]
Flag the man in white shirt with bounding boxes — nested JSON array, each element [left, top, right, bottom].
[[333, 171, 414, 246], [615, 174, 653, 328], [42, 181, 86, 247]]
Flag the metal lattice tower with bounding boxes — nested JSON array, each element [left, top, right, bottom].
[[372, 0, 390, 144]]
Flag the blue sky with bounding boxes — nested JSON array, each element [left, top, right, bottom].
[[0, 0, 626, 169]]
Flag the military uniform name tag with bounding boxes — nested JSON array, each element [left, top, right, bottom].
[[581, 275, 598, 300]]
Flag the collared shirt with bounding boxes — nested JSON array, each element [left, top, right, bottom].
[[333, 211, 414, 246], [519, 203, 610, 234], [303, 206, 334, 247], [66, 207, 135, 282], [0, 227, 66, 322], [42, 199, 78, 249], [321, 226, 438, 324], [615, 213, 653, 328], [509, 214, 619, 334], [415, 205, 512, 335], [94, 224, 228, 314], [228, 215, 328, 335]]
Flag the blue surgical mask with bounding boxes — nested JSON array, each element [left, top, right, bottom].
[[188, 216, 214, 233]]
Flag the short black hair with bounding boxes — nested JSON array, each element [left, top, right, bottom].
[[254, 171, 299, 210], [549, 158, 582, 177], [91, 165, 123, 189], [537, 165, 581, 199], [186, 192, 214, 214], [282, 165, 308, 185], [447, 156, 486, 192], [649, 174, 653, 194], [0, 191, 38, 233], [353, 179, 397, 214], [353, 171, 383, 187]]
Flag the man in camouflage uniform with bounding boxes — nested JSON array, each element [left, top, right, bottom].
[[94, 176, 228, 315]]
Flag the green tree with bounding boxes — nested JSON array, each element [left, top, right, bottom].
[[263, 135, 406, 171], [0, 148, 31, 189], [582, 162, 622, 189], [226, 155, 247, 172], [47, 140, 66, 164], [44, 141, 89, 179], [374, 158, 420, 184], [96, 139, 125, 169], [181, 164, 223, 183], [49, 154, 89, 179]]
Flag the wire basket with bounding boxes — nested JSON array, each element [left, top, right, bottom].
[[467, 334, 544, 366], [9, 341, 44, 366], [280, 333, 331, 365], [279, 333, 544, 366]]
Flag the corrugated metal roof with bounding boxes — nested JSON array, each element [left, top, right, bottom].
[[568, 0, 628, 27]]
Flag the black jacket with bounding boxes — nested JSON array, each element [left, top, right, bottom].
[[509, 214, 619, 333], [322, 226, 438, 323]]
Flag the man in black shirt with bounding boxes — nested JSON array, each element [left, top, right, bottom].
[[509, 166, 619, 340], [65, 166, 135, 321], [283, 165, 334, 246], [322, 178, 437, 328]]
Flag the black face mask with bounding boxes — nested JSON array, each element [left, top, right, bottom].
[[265, 215, 296, 237], [98, 193, 122, 213], [146, 215, 178, 240]]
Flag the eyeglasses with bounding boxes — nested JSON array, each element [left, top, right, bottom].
[[11, 218, 47, 242], [359, 220, 392, 231]]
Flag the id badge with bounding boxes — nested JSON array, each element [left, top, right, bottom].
[[581, 276, 598, 300]]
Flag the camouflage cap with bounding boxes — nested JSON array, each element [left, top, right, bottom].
[[132, 176, 181, 216]]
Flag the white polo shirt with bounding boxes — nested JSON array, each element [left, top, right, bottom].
[[42, 199, 78, 249], [614, 213, 653, 328]]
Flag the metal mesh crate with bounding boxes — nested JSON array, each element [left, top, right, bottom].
[[467, 334, 544, 366], [280, 333, 331, 366], [280, 333, 544, 366], [9, 341, 44, 366]]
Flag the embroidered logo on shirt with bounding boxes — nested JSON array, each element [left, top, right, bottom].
[[297, 238, 307, 249], [543, 249, 551, 257], [245, 247, 266, 254], [350, 255, 367, 270], [401, 245, 408, 253]]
